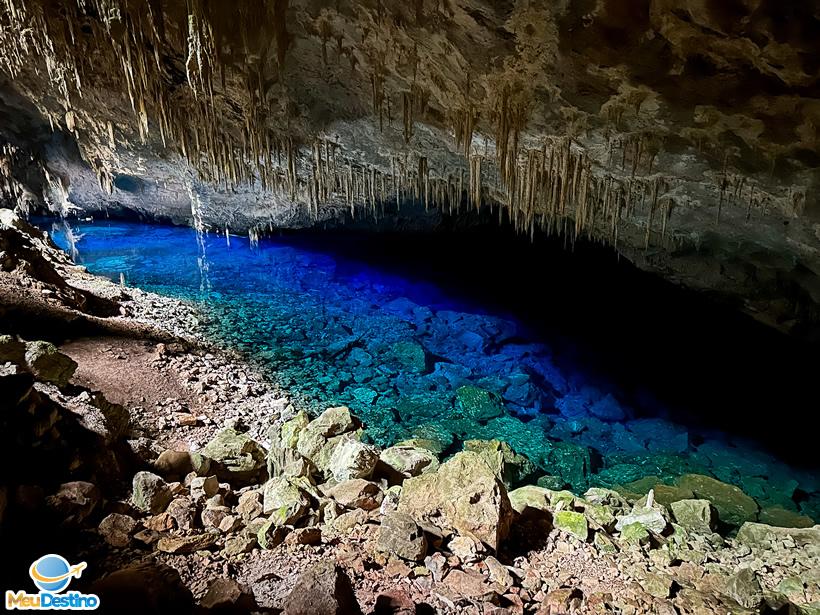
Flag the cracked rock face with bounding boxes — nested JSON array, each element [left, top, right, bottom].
[[0, 0, 818, 336]]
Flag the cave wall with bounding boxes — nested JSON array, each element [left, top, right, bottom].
[[0, 0, 818, 336]]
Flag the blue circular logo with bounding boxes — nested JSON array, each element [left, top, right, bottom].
[[30, 554, 72, 593]]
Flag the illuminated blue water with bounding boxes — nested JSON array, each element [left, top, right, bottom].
[[44, 218, 819, 526]]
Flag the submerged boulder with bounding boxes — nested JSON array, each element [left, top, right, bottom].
[[677, 474, 759, 527], [201, 428, 266, 483], [398, 451, 512, 551], [454, 385, 505, 421]]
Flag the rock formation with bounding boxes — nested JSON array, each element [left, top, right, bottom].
[[0, 0, 818, 336]]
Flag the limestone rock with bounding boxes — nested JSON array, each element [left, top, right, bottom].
[[166, 496, 197, 531], [156, 533, 217, 554], [677, 474, 758, 527], [236, 490, 264, 522], [454, 385, 505, 421], [723, 568, 763, 610], [262, 477, 311, 526], [283, 560, 362, 615], [398, 451, 512, 551], [554, 510, 589, 541], [463, 439, 536, 488], [153, 450, 194, 478], [378, 445, 439, 479], [377, 512, 428, 562], [45, 481, 100, 525], [671, 499, 715, 534], [132, 471, 172, 514], [328, 435, 380, 481], [201, 428, 266, 484], [98, 513, 138, 547], [267, 410, 309, 478], [24, 341, 77, 387], [615, 507, 668, 534], [328, 479, 382, 511], [508, 485, 550, 514], [200, 578, 257, 611]]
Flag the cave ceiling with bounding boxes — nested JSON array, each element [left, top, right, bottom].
[[0, 0, 818, 335]]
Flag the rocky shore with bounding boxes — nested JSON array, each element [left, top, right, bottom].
[[1, 210, 819, 614]]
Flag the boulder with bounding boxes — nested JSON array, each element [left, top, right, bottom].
[[132, 471, 172, 514], [262, 477, 311, 526], [283, 560, 362, 615], [267, 410, 309, 478], [200, 578, 258, 611], [156, 533, 217, 554], [723, 568, 763, 610], [236, 490, 264, 522], [166, 496, 197, 531], [153, 450, 194, 478], [98, 513, 138, 547], [24, 341, 77, 387], [398, 451, 512, 551], [545, 441, 591, 491], [377, 512, 428, 562], [45, 481, 100, 525], [390, 340, 428, 373], [201, 429, 266, 483], [327, 479, 382, 510], [463, 439, 536, 488], [735, 522, 820, 557], [328, 435, 379, 481], [454, 385, 505, 421], [670, 499, 715, 534], [676, 474, 758, 527], [758, 506, 815, 528], [378, 445, 439, 479], [508, 485, 550, 514], [0, 334, 25, 365], [615, 507, 668, 534], [554, 510, 589, 541]]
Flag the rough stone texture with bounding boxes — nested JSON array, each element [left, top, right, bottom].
[[262, 476, 311, 526], [44, 481, 101, 526], [200, 428, 267, 483], [671, 499, 715, 534], [3, 1, 816, 336], [327, 435, 380, 481], [98, 513, 139, 548], [24, 341, 77, 387], [398, 450, 513, 551], [327, 479, 383, 511], [554, 510, 589, 541], [463, 438, 536, 488], [283, 560, 362, 615], [378, 445, 439, 479], [131, 471, 172, 514], [677, 474, 759, 528], [377, 512, 428, 562]]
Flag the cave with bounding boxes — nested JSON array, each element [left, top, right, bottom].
[[1, 1, 818, 614]]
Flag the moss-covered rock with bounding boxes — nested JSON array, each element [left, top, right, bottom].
[[508, 485, 550, 514], [553, 510, 589, 541], [670, 499, 715, 534], [24, 340, 77, 387]]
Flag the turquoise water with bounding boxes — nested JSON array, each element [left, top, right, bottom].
[[44, 219, 819, 524]]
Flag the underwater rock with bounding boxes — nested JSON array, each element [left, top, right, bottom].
[[588, 394, 626, 421], [626, 419, 689, 454], [670, 499, 716, 534], [398, 451, 512, 551], [454, 385, 505, 421], [379, 445, 439, 480], [377, 512, 428, 562], [463, 438, 537, 488], [677, 474, 759, 528], [389, 340, 428, 373], [24, 340, 77, 387], [545, 441, 591, 491], [328, 435, 380, 481], [201, 429, 266, 484], [132, 471, 172, 514], [758, 506, 815, 528]]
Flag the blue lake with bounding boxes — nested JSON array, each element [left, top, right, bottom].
[[43, 218, 819, 526]]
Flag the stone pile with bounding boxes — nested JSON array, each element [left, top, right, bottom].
[[91, 406, 819, 614]]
